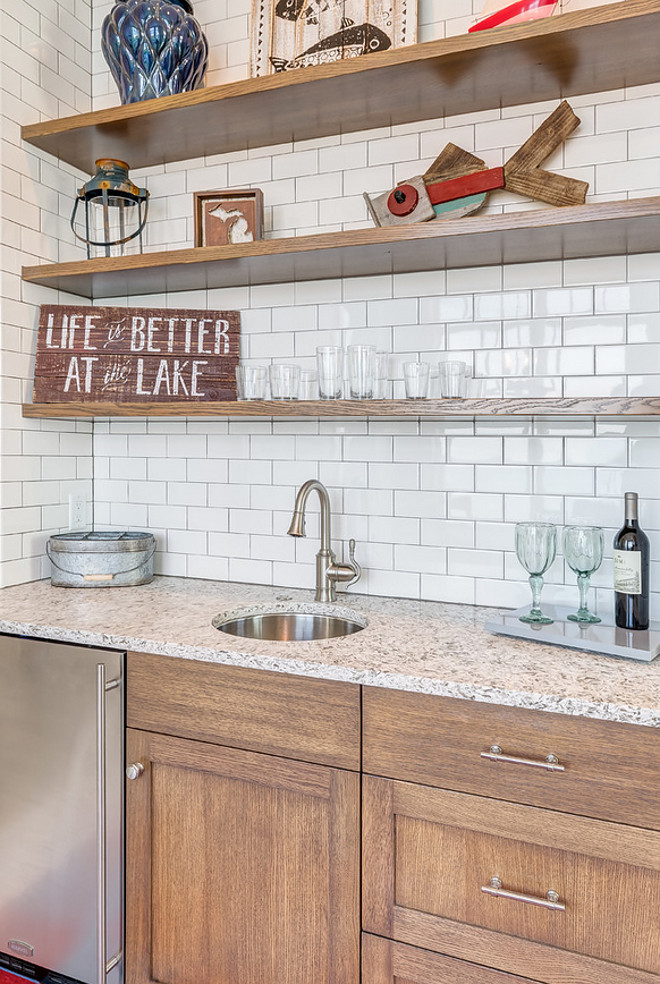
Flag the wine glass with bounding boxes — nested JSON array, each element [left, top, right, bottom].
[[515, 523, 557, 624], [563, 526, 604, 624]]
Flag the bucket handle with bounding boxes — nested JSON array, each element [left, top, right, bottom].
[[46, 540, 156, 579]]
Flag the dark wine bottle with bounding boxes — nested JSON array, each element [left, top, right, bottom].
[[614, 492, 650, 630]]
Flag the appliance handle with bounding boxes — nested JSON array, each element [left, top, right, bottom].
[[97, 664, 121, 984]]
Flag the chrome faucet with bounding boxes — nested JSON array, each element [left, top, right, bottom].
[[287, 479, 361, 603]]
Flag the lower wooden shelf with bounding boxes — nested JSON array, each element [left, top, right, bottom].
[[21, 397, 660, 418], [20, 197, 660, 299]]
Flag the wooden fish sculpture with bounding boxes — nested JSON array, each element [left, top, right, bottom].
[[364, 101, 589, 227]]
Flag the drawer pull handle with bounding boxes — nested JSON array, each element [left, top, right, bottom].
[[482, 877, 566, 911], [481, 745, 565, 772]]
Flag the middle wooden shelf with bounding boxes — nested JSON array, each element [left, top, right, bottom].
[[21, 197, 660, 299], [22, 397, 660, 419]]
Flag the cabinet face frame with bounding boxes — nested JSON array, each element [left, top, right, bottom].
[[127, 651, 361, 770], [126, 728, 360, 984], [362, 775, 660, 984], [362, 935, 538, 984]]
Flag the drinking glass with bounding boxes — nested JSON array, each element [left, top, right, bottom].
[[373, 351, 390, 399], [438, 361, 470, 398], [403, 361, 430, 399], [563, 526, 604, 623], [235, 365, 268, 401], [347, 344, 376, 399], [515, 522, 557, 624], [269, 363, 300, 400], [299, 369, 319, 400], [316, 346, 343, 399]]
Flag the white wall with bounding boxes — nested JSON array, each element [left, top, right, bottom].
[[0, 0, 94, 587], [7, 1, 660, 620]]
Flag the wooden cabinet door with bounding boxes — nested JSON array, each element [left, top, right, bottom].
[[126, 728, 360, 984], [363, 776, 660, 984]]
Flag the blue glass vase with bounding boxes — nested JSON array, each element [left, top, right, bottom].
[[101, 0, 208, 104]]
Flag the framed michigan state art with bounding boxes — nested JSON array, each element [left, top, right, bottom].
[[250, 0, 417, 77]]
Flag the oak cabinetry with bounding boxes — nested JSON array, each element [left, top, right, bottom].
[[363, 687, 660, 828], [127, 650, 360, 769], [123, 652, 660, 984], [362, 687, 660, 984], [125, 653, 361, 984]]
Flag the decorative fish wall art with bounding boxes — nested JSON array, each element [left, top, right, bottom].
[[364, 101, 590, 227], [250, 0, 416, 77]]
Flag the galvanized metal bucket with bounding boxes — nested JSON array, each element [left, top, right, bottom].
[[47, 531, 156, 587]]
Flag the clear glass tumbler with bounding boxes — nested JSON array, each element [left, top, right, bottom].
[[269, 363, 300, 400], [373, 351, 390, 399], [403, 361, 431, 399], [299, 369, 319, 401], [347, 344, 376, 399], [316, 346, 343, 400], [235, 365, 268, 401], [515, 522, 557, 625], [438, 361, 470, 398]]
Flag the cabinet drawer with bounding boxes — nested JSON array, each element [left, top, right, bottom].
[[363, 687, 660, 828], [127, 651, 360, 769], [362, 935, 536, 984], [363, 777, 660, 982]]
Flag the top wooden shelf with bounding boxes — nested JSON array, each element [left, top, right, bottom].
[[22, 1, 660, 174]]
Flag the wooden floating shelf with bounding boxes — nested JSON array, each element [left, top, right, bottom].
[[21, 1, 660, 173], [22, 398, 660, 419], [21, 197, 660, 299]]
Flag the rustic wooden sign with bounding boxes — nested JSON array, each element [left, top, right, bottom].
[[33, 305, 240, 404]]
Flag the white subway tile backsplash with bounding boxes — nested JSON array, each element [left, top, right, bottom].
[[503, 495, 564, 524], [395, 490, 446, 519], [597, 343, 660, 375], [395, 544, 446, 575], [447, 436, 502, 464], [420, 294, 474, 323], [533, 346, 594, 376], [421, 572, 476, 605], [448, 492, 504, 522], [3, 5, 660, 613]]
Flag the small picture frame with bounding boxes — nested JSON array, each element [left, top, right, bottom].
[[194, 189, 264, 247]]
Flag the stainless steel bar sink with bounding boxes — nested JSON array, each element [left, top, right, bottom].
[[213, 604, 367, 641]]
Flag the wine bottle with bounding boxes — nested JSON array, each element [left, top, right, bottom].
[[614, 492, 650, 630]]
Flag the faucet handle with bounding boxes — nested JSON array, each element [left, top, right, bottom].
[[348, 538, 359, 569], [326, 538, 362, 591], [345, 538, 362, 587]]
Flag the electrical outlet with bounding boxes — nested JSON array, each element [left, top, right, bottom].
[[68, 493, 87, 531]]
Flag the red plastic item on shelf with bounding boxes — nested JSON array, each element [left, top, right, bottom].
[[469, 0, 557, 32]]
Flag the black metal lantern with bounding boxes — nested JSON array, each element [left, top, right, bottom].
[[71, 158, 149, 259]]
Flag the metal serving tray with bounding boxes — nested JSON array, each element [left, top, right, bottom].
[[486, 604, 660, 662]]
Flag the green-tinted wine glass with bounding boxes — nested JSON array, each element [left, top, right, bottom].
[[515, 522, 557, 625], [563, 526, 604, 624]]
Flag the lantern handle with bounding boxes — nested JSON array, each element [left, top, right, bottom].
[[70, 196, 150, 249]]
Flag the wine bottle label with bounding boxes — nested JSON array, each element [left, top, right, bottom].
[[614, 550, 642, 595]]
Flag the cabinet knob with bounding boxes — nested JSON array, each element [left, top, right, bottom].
[[126, 762, 145, 781]]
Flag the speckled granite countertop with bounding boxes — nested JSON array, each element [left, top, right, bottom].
[[1, 576, 659, 728]]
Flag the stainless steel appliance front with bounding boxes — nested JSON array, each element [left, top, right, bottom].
[[0, 635, 124, 984]]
